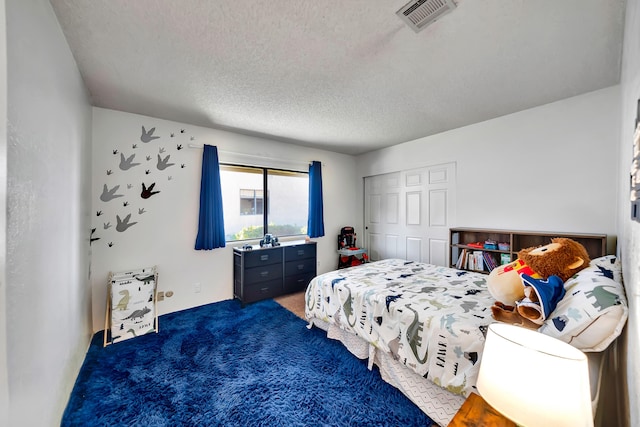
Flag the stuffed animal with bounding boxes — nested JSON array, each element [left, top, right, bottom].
[[487, 237, 590, 306], [488, 238, 590, 329]]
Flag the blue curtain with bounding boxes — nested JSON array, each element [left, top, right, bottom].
[[307, 161, 325, 238], [195, 145, 226, 250]]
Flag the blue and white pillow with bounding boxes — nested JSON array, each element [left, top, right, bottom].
[[538, 255, 627, 352]]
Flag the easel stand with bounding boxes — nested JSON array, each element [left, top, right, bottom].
[[104, 265, 159, 347]]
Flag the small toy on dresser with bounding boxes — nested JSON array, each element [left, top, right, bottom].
[[487, 238, 590, 329], [259, 233, 279, 248]]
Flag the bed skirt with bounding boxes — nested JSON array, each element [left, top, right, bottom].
[[308, 318, 464, 427]]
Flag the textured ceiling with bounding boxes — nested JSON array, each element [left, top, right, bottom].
[[49, 0, 625, 155]]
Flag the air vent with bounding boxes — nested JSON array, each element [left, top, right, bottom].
[[396, 0, 456, 33]]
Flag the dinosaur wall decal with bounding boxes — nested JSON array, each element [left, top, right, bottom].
[[100, 184, 124, 202], [95, 123, 194, 246], [141, 182, 160, 199], [116, 214, 138, 232], [157, 154, 175, 170], [119, 153, 140, 171], [140, 126, 160, 143]]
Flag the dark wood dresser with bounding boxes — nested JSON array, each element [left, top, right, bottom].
[[233, 240, 317, 305]]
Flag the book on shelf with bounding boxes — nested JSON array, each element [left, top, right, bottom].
[[456, 249, 502, 272], [500, 253, 511, 265], [469, 250, 484, 271], [483, 252, 498, 271], [455, 249, 467, 269]]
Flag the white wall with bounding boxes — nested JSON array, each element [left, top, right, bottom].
[[618, 0, 640, 425], [356, 85, 630, 423], [91, 108, 359, 331], [357, 86, 620, 245], [0, 0, 8, 424], [5, 0, 93, 425]]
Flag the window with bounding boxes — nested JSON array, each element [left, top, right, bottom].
[[240, 189, 263, 215], [220, 165, 308, 241]]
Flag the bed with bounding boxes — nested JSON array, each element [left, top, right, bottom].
[[304, 256, 628, 426]]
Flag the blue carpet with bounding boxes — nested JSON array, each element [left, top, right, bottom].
[[62, 299, 434, 426]]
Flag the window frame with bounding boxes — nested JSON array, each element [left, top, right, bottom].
[[220, 163, 309, 241]]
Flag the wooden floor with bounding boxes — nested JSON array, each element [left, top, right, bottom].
[[274, 291, 306, 320]]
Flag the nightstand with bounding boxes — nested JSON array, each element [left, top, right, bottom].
[[448, 392, 516, 427]]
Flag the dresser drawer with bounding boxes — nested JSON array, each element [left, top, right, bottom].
[[244, 263, 283, 284], [284, 272, 316, 293], [243, 248, 283, 268], [242, 279, 283, 303], [284, 258, 316, 276], [284, 244, 316, 260]]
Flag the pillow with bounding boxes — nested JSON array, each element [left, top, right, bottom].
[[538, 256, 628, 352], [588, 254, 623, 284]]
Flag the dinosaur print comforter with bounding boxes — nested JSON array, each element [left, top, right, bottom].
[[305, 259, 496, 397]]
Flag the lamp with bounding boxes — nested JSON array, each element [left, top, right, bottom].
[[476, 323, 593, 427]]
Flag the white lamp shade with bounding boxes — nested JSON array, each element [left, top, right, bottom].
[[477, 323, 593, 427]]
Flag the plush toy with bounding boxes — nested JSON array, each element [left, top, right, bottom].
[[488, 238, 591, 328]]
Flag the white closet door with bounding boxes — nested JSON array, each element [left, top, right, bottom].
[[364, 163, 456, 266]]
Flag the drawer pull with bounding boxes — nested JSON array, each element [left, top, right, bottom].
[[297, 264, 305, 270], [260, 271, 269, 277], [260, 287, 269, 293], [260, 255, 269, 261], [297, 250, 305, 256], [297, 278, 304, 284]]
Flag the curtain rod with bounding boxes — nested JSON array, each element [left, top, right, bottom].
[[187, 143, 323, 167]]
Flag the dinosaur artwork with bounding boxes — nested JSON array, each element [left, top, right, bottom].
[[440, 313, 458, 337], [90, 228, 100, 245], [134, 274, 155, 285], [100, 184, 124, 202], [116, 290, 130, 310], [594, 265, 614, 280], [141, 182, 160, 199], [124, 306, 151, 321], [305, 259, 497, 398], [156, 154, 175, 170], [460, 300, 478, 313], [385, 294, 402, 310], [339, 285, 357, 327], [404, 305, 429, 364], [108, 266, 158, 344], [585, 285, 622, 310], [119, 153, 141, 171], [95, 124, 195, 247], [116, 214, 138, 232], [140, 126, 160, 142]]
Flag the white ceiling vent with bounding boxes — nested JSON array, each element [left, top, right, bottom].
[[396, 0, 457, 33]]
